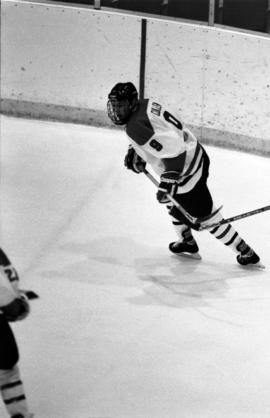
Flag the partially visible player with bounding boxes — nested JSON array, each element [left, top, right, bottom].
[[107, 82, 261, 267], [0, 248, 34, 418]]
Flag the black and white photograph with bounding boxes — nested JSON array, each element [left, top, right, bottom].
[[1, 0, 270, 417]]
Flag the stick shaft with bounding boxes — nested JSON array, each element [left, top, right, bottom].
[[143, 169, 198, 224], [143, 169, 270, 231], [200, 205, 270, 230]]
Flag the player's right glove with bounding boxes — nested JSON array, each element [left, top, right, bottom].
[[156, 171, 180, 204], [1, 294, 30, 322], [124, 146, 146, 174]]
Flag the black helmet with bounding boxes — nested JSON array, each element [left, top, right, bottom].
[[107, 82, 138, 125]]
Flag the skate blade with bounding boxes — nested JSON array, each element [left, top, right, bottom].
[[239, 261, 265, 270], [174, 252, 202, 260]]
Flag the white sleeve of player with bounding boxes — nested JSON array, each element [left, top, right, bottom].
[[0, 269, 17, 307]]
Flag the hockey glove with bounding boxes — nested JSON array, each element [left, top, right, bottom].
[[124, 146, 146, 174], [1, 294, 30, 322], [156, 171, 180, 204]]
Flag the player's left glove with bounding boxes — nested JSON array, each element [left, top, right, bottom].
[[124, 146, 146, 174], [156, 171, 180, 204], [1, 294, 30, 322]]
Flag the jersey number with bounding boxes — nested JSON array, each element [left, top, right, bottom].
[[150, 139, 163, 151], [163, 111, 183, 130]]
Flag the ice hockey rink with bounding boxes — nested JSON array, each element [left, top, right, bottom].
[[1, 114, 270, 418]]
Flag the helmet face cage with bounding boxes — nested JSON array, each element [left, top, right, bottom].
[[107, 98, 132, 125], [107, 82, 138, 125]]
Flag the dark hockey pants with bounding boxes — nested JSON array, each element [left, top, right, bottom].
[[0, 314, 19, 370], [168, 148, 213, 226]]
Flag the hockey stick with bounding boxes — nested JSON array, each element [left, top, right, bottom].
[[143, 169, 222, 228], [199, 204, 270, 231], [143, 169, 198, 224]]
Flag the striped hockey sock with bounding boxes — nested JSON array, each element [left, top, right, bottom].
[[209, 222, 243, 252], [0, 366, 31, 417], [205, 209, 249, 254]]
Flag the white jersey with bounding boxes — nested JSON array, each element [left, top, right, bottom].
[[0, 248, 19, 309], [126, 99, 205, 193], [0, 268, 17, 308]]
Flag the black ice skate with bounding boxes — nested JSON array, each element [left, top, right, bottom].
[[169, 239, 201, 260], [236, 242, 265, 269]]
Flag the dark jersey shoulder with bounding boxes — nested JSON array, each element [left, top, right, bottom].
[[126, 99, 154, 146]]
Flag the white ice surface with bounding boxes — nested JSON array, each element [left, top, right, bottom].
[[0, 115, 270, 418]]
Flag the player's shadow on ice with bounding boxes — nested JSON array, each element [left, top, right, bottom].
[[40, 236, 265, 309]]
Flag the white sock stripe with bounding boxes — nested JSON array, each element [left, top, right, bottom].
[[225, 232, 240, 247], [1, 380, 22, 390], [2, 383, 25, 401], [216, 224, 233, 240], [4, 394, 26, 405], [210, 223, 229, 237], [211, 224, 239, 245]]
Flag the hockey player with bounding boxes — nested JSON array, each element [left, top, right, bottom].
[[0, 248, 33, 418], [107, 82, 261, 267]]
